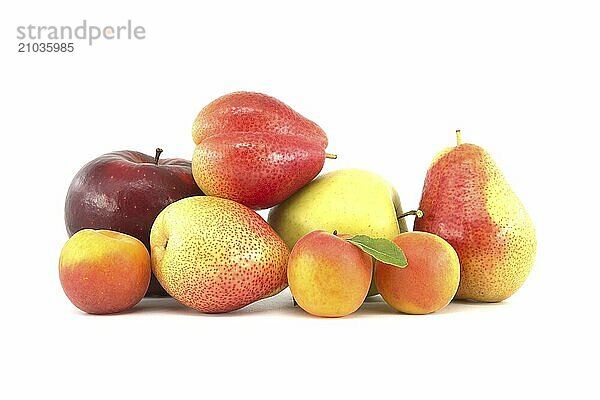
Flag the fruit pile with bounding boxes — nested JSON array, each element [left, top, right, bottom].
[[59, 92, 537, 317]]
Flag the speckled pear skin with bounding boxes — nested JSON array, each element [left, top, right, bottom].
[[150, 196, 289, 313], [414, 142, 536, 302], [192, 92, 329, 210], [193, 131, 325, 210], [192, 91, 328, 148]]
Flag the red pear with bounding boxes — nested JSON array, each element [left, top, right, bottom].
[[191, 92, 334, 210]]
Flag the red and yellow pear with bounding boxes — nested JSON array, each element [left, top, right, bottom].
[[192, 92, 336, 210], [150, 196, 289, 313], [414, 131, 536, 302]]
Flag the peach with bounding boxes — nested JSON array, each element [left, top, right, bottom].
[[287, 230, 372, 317], [59, 229, 151, 314], [375, 231, 460, 314]]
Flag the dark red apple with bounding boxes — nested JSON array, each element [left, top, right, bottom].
[[64, 149, 204, 296]]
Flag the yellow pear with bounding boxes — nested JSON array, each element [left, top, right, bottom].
[[150, 196, 289, 313]]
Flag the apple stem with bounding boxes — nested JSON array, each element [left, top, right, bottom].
[[398, 210, 424, 220], [154, 148, 163, 165], [325, 153, 338, 159], [456, 130, 462, 146]]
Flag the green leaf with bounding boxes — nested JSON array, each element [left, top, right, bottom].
[[346, 235, 408, 268]]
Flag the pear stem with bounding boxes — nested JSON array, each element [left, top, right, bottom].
[[398, 209, 424, 220], [154, 148, 163, 165], [325, 153, 338, 159], [456, 130, 462, 146]]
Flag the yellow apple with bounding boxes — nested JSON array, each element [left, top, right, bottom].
[[269, 168, 407, 295]]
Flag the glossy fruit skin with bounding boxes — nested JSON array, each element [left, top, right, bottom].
[[288, 231, 372, 317], [414, 143, 537, 302], [193, 131, 325, 210], [192, 92, 328, 210], [375, 232, 460, 314], [64, 150, 204, 296], [150, 196, 289, 313], [192, 91, 327, 148], [59, 229, 151, 315]]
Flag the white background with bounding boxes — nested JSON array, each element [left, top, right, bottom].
[[1, 1, 598, 399]]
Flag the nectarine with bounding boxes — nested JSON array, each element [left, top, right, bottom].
[[288, 231, 372, 317], [59, 229, 151, 314], [375, 232, 459, 314]]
